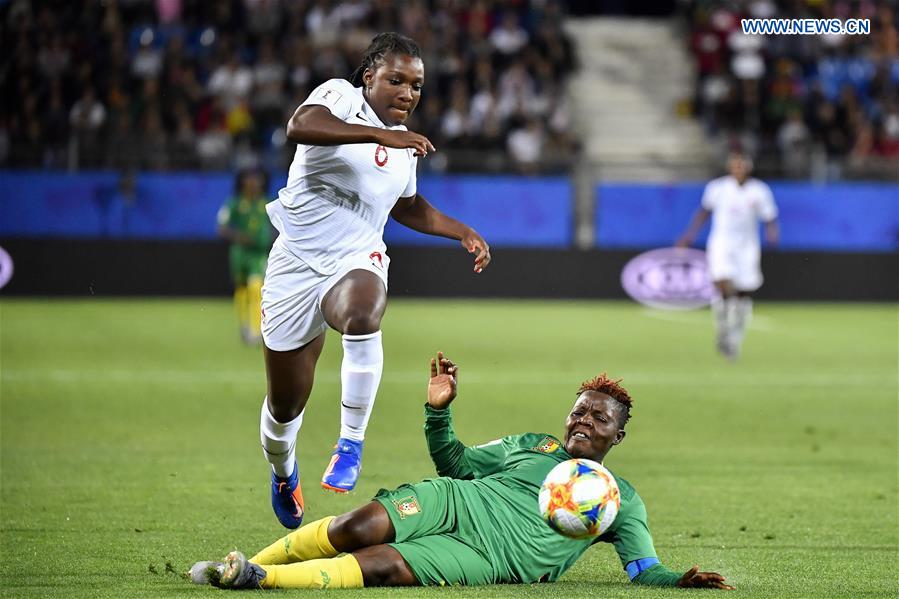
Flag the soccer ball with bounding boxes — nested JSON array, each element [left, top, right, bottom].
[[538, 458, 620, 539]]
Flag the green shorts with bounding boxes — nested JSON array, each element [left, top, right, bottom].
[[373, 478, 496, 586], [229, 246, 267, 285]]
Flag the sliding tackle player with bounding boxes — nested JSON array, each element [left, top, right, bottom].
[[190, 353, 733, 590]]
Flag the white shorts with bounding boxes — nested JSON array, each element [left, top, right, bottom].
[[261, 240, 390, 351], [706, 244, 763, 292]]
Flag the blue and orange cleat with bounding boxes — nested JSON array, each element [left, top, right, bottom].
[[321, 438, 364, 493], [271, 463, 304, 529]]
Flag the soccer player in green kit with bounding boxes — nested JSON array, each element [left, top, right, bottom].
[[190, 352, 733, 591], [217, 169, 273, 344]]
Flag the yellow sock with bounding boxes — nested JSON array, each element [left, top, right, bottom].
[[250, 516, 337, 565], [259, 554, 364, 589], [247, 276, 263, 338], [234, 285, 248, 331]]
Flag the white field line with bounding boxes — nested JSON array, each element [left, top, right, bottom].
[[1, 369, 894, 388], [640, 309, 776, 331]]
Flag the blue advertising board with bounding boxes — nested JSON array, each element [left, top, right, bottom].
[[1, 172, 895, 251], [596, 182, 898, 252], [0, 172, 573, 247]]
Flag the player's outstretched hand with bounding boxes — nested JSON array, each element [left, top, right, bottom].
[[677, 566, 734, 590], [427, 352, 458, 410], [461, 229, 491, 273], [376, 129, 436, 157]]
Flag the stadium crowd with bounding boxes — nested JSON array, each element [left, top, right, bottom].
[[685, 0, 899, 180], [0, 0, 578, 174]]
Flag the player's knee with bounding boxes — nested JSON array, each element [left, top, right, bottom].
[[330, 503, 392, 550], [379, 554, 418, 587], [341, 310, 382, 335], [266, 386, 308, 421], [357, 549, 418, 587], [330, 512, 372, 549], [266, 397, 303, 422]]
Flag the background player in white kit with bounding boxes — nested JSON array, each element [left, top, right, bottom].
[[260, 33, 491, 529], [678, 151, 779, 359]]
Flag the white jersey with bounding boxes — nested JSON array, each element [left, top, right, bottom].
[[702, 175, 778, 253], [267, 78, 418, 274]]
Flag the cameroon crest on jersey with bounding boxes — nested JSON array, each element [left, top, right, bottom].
[[533, 436, 561, 453], [392, 495, 422, 518]]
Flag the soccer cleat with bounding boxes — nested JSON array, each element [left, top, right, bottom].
[[187, 560, 225, 585], [215, 551, 266, 589], [271, 463, 305, 529], [321, 438, 364, 493], [716, 335, 738, 361]]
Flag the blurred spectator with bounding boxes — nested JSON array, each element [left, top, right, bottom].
[[169, 100, 199, 168], [106, 110, 141, 171], [37, 33, 71, 80], [196, 97, 233, 170], [139, 110, 169, 170], [252, 39, 287, 133], [1, 0, 577, 174], [131, 29, 164, 80], [208, 52, 254, 110], [0, 117, 9, 165], [507, 118, 545, 173], [684, 0, 899, 180], [491, 12, 530, 57], [777, 109, 811, 177], [69, 86, 107, 167], [43, 79, 69, 168]]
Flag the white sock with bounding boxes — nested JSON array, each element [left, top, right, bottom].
[[711, 296, 730, 340], [339, 331, 383, 442], [259, 398, 303, 478], [731, 297, 753, 347]]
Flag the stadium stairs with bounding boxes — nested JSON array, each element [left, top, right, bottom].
[[565, 17, 716, 181]]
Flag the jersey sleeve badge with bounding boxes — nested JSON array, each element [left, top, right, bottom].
[[316, 88, 342, 103]]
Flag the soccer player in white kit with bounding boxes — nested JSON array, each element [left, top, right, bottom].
[[678, 152, 779, 359], [260, 33, 491, 529]]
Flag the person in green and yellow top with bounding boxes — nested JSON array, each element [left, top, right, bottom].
[[189, 352, 733, 591], [218, 169, 274, 344]]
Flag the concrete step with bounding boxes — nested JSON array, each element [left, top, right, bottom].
[[564, 16, 713, 179]]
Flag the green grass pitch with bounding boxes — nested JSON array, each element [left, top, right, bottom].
[[1, 298, 896, 598]]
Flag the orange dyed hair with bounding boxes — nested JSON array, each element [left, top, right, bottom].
[[576, 374, 633, 427]]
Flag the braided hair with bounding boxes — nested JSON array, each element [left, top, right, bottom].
[[576, 374, 633, 428], [350, 32, 421, 87]]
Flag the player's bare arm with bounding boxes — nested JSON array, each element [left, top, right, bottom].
[[676, 207, 711, 247], [286, 105, 434, 156], [764, 218, 780, 245], [391, 194, 491, 272]]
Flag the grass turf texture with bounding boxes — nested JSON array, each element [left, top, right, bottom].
[[1, 298, 896, 598]]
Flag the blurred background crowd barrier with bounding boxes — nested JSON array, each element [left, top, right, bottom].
[[1, 0, 896, 300]]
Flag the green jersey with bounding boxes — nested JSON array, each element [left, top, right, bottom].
[[218, 195, 273, 282], [217, 195, 273, 252], [423, 405, 681, 585]]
